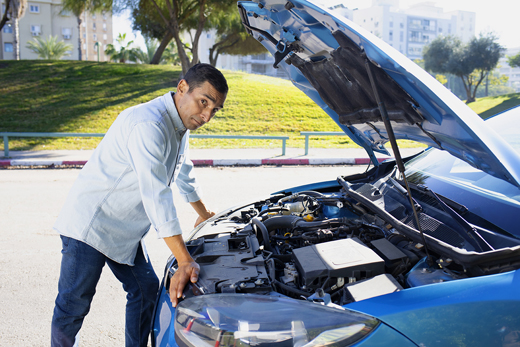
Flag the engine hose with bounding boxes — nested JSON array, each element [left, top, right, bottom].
[[273, 280, 310, 297], [252, 218, 272, 251], [258, 206, 290, 217]]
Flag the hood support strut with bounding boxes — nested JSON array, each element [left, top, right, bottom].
[[364, 57, 434, 265]]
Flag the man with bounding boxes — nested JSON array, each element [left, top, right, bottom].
[[51, 63, 228, 347]]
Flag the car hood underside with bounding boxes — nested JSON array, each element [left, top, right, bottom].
[[238, 0, 520, 188]]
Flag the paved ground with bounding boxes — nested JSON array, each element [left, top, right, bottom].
[[0, 164, 370, 346]]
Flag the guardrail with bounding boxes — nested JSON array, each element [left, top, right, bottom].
[[300, 131, 346, 155], [0, 132, 289, 157]]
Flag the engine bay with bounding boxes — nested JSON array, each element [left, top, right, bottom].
[[168, 174, 520, 307]]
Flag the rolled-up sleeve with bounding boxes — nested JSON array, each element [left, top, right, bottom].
[[175, 137, 202, 202], [126, 122, 182, 238]]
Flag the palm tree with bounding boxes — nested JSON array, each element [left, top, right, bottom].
[[11, 0, 27, 60], [61, 0, 111, 61], [26, 35, 73, 59], [104, 33, 137, 63], [132, 39, 159, 64], [162, 41, 181, 66]]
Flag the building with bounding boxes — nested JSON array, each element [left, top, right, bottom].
[[497, 47, 520, 92], [343, 0, 475, 60], [0, 0, 113, 61]]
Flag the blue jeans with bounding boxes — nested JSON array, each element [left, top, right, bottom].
[[51, 236, 159, 347]]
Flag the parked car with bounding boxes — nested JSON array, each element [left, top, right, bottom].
[[152, 1, 520, 346]]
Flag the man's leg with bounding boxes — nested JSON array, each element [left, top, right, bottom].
[[51, 236, 106, 347], [106, 244, 159, 347]]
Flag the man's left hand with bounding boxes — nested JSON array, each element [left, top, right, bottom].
[[194, 211, 215, 227]]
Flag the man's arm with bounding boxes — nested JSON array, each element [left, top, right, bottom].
[[165, 199, 215, 307], [164, 235, 199, 307]]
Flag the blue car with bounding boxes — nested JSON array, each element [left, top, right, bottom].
[[152, 1, 520, 346]]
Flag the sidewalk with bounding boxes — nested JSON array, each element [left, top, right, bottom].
[[0, 147, 425, 168]]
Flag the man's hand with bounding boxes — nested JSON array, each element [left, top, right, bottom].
[[194, 211, 215, 227], [169, 260, 200, 307], [163, 235, 200, 307], [190, 200, 215, 227]]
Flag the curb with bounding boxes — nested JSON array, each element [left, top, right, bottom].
[[0, 157, 391, 168]]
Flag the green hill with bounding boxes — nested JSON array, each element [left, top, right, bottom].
[[1, 60, 519, 151]]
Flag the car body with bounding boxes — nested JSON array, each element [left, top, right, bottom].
[[151, 1, 520, 346]]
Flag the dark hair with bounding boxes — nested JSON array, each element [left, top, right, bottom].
[[183, 63, 228, 95]]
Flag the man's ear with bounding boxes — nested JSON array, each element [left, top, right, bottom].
[[177, 79, 189, 96]]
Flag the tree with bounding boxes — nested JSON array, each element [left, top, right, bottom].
[[104, 33, 138, 63], [507, 53, 520, 68], [206, 5, 266, 66], [10, 0, 27, 60], [0, 0, 12, 32], [61, 0, 112, 61], [26, 35, 73, 59], [131, 0, 235, 75], [423, 33, 505, 103]]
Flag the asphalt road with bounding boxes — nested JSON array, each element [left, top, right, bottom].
[[0, 165, 366, 346]]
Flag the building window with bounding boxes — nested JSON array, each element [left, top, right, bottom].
[[103, 12, 107, 20], [92, 22, 96, 30], [3, 23, 13, 33], [4, 42, 13, 52], [83, 33, 86, 38], [30, 24, 41, 36], [400, 31, 404, 42], [439, 27, 442, 33], [389, 30, 393, 41], [103, 22, 106, 31], [103, 34, 107, 40], [62, 27, 71, 39], [61, 10, 71, 16], [29, 4, 39, 13], [390, 21, 393, 28], [93, 34, 97, 41], [409, 31, 420, 42], [400, 22, 404, 29], [92, 13, 96, 19]]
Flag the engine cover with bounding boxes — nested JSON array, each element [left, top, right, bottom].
[[292, 237, 385, 290]]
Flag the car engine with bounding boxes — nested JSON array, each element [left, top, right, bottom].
[[167, 183, 486, 306]]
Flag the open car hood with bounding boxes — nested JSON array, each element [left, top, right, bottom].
[[238, 0, 520, 187]]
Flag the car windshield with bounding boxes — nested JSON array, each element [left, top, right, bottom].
[[403, 107, 520, 235]]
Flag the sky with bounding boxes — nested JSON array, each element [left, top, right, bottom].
[[112, 0, 519, 51]]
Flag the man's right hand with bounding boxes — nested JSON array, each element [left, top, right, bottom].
[[163, 235, 200, 307], [169, 260, 200, 307]]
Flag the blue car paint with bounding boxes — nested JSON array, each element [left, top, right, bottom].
[[347, 270, 520, 346], [152, 284, 177, 347]]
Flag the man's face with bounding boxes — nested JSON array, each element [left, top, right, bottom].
[[174, 79, 227, 131]]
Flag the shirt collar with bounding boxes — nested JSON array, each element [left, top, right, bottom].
[[164, 91, 187, 137]]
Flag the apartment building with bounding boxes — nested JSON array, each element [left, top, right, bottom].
[[335, 0, 475, 60], [498, 47, 520, 92], [0, 0, 112, 61]]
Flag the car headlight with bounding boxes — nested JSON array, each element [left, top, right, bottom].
[[174, 294, 379, 347]]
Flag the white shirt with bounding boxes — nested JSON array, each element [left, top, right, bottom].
[[54, 92, 201, 265]]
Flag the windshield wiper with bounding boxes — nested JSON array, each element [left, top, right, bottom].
[[408, 182, 494, 252]]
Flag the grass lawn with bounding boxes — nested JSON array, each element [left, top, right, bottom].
[[1, 60, 518, 152]]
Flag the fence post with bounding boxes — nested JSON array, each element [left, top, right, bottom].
[[304, 134, 310, 156], [3, 135, 8, 157]]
